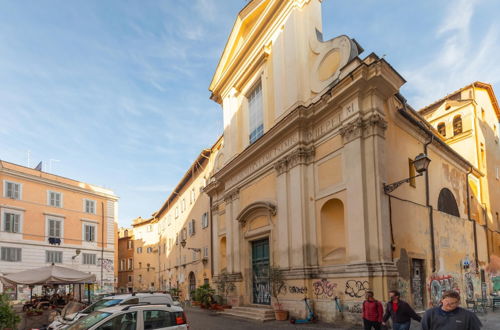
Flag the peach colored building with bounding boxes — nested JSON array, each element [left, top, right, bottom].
[[0, 160, 118, 297], [117, 228, 134, 293]]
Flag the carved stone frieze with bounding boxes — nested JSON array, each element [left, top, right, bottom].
[[223, 188, 240, 203], [339, 112, 388, 143], [274, 146, 315, 175]]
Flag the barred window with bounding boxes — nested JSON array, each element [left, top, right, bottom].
[[82, 253, 96, 265], [1, 247, 22, 262], [46, 251, 62, 263]]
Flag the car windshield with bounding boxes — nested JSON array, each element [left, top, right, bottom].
[[66, 311, 111, 330], [81, 299, 123, 314], [61, 301, 87, 320]]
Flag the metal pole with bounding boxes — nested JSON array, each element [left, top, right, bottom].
[[87, 284, 91, 304], [101, 202, 105, 292]]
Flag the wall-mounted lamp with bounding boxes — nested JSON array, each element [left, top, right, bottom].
[[384, 153, 431, 194]]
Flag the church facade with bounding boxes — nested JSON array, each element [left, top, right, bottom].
[[204, 0, 498, 321]]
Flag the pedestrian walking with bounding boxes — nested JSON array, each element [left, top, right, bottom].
[[382, 290, 421, 330], [421, 290, 482, 329], [362, 291, 383, 330]]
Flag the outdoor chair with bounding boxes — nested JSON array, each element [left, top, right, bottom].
[[492, 296, 500, 311], [466, 299, 477, 312]]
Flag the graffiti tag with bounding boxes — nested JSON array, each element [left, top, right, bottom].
[[289, 286, 308, 295], [345, 280, 369, 298], [429, 275, 459, 306], [343, 303, 363, 313], [464, 273, 474, 300], [313, 279, 337, 298]]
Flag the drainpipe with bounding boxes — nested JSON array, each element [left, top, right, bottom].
[[424, 136, 436, 273], [396, 92, 436, 272], [466, 168, 479, 273]]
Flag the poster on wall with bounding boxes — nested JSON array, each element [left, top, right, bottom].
[[3, 285, 16, 300]]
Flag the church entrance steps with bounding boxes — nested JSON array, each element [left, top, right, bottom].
[[219, 305, 275, 322]]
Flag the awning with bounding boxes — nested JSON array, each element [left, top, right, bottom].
[[0, 264, 96, 286]]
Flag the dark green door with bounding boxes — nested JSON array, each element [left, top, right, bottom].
[[252, 238, 270, 305]]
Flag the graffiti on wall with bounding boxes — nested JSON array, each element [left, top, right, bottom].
[[397, 278, 410, 300], [464, 273, 474, 300], [99, 258, 114, 272], [313, 279, 337, 298], [345, 280, 369, 298], [429, 275, 459, 306], [288, 286, 308, 295], [343, 302, 363, 314]]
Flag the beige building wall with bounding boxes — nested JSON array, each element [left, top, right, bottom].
[[0, 160, 118, 297], [131, 218, 159, 291], [203, 0, 495, 323], [420, 83, 500, 257]]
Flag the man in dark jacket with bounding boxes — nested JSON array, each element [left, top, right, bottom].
[[422, 290, 482, 330], [382, 290, 421, 330], [362, 291, 383, 330]]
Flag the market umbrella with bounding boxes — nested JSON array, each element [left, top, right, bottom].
[[0, 263, 96, 286]]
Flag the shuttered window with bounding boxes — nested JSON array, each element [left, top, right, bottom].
[[48, 219, 62, 238], [4, 213, 20, 233], [48, 191, 62, 207], [84, 224, 96, 242], [5, 181, 21, 199]]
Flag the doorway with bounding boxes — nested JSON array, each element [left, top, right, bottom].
[[252, 238, 270, 305], [411, 259, 425, 310], [188, 272, 196, 298]]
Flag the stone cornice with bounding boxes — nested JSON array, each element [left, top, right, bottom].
[[0, 168, 118, 201]]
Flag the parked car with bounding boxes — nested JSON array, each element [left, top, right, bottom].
[[65, 303, 188, 330], [48, 293, 175, 329]]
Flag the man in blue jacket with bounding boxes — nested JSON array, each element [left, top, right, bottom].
[[422, 290, 482, 330]]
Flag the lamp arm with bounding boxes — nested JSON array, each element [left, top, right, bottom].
[[383, 172, 423, 194]]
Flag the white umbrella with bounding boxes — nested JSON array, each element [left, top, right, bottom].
[[0, 264, 96, 286]]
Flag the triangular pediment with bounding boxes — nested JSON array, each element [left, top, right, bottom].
[[210, 0, 285, 101]]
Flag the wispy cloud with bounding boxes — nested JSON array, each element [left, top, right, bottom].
[[402, 0, 500, 108]]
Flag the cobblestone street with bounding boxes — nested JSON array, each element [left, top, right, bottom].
[[184, 307, 500, 330]]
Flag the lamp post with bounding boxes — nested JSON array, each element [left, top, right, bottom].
[[383, 153, 431, 194]]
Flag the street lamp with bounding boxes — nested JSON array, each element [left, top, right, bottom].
[[383, 153, 431, 194]]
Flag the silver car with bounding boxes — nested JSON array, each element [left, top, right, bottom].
[[48, 293, 176, 329]]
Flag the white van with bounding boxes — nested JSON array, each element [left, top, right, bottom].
[[48, 293, 176, 329]]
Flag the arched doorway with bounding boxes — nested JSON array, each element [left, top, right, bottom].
[[188, 272, 196, 298]]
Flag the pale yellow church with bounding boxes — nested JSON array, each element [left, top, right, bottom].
[[122, 0, 500, 323]]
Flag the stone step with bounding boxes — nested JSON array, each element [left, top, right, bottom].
[[220, 305, 276, 322]]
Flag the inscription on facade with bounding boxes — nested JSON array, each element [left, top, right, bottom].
[[226, 133, 300, 187], [225, 112, 343, 188]]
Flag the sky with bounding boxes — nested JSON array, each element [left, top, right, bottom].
[[0, 0, 499, 227]]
